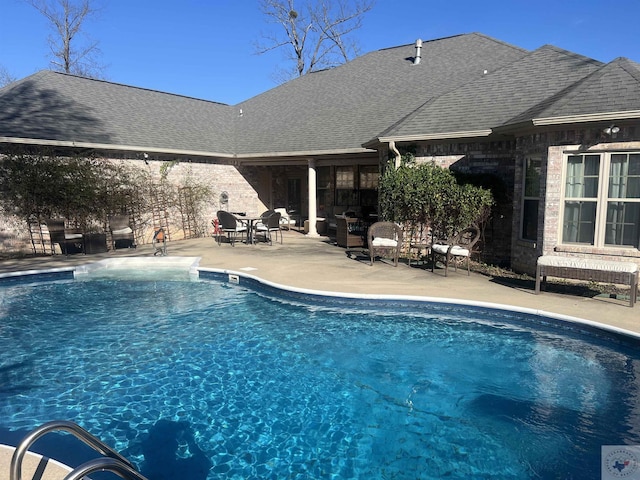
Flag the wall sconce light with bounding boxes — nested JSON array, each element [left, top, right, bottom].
[[603, 125, 620, 136]]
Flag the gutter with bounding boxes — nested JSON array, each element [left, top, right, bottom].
[[0, 136, 235, 159], [377, 129, 493, 143], [530, 110, 640, 126]]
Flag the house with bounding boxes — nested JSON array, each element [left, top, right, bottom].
[[1, 32, 639, 274]]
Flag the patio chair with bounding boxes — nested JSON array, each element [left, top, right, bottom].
[[274, 208, 296, 230], [431, 225, 480, 276], [109, 215, 136, 250], [45, 218, 84, 255], [336, 216, 365, 248], [254, 211, 282, 245], [153, 227, 167, 256], [367, 221, 403, 266], [216, 210, 247, 246]]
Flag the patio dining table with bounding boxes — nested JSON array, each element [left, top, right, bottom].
[[241, 216, 265, 245]]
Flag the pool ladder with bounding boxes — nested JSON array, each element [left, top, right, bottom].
[[10, 420, 149, 480]]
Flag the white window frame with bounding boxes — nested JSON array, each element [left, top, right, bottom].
[[560, 151, 640, 249]]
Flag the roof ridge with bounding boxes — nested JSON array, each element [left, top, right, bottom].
[[534, 44, 603, 66], [467, 32, 529, 54], [613, 57, 640, 83]]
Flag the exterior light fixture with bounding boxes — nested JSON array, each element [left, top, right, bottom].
[[603, 125, 620, 135]]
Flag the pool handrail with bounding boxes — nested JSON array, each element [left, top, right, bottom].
[[10, 420, 148, 480]]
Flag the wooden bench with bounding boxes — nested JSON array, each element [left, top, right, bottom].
[[535, 255, 638, 307]]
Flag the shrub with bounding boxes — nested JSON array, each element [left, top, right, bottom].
[[379, 157, 493, 240]]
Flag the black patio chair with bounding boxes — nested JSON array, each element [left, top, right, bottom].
[[216, 210, 247, 246], [254, 212, 282, 245], [109, 215, 136, 250]]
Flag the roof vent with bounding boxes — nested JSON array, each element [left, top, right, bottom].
[[414, 39, 422, 65]]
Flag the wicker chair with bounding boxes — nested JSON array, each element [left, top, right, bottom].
[[431, 225, 480, 276], [367, 222, 403, 267], [336, 216, 365, 248]]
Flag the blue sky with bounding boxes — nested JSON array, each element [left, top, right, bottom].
[[3, 0, 640, 105]]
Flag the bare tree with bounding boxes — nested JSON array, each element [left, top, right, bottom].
[[256, 0, 374, 81], [0, 65, 16, 87], [25, 0, 105, 78]]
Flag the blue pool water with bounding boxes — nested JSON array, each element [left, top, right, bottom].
[[1, 275, 639, 479]]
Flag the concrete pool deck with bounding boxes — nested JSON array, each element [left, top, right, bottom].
[[1, 229, 638, 335], [1, 229, 639, 479]]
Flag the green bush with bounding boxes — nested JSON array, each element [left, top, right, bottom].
[[379, 156, 493, 240], [0, 152, 148, 230]]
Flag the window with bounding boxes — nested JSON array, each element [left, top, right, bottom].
[[316, 166, 331, 216], [334, 165, 379, 207], [359, 165, 379, 189], [521, 157, 541, 241], [562, 152, 640, 248], [335, 166, 357, 205], [336, 167, 355, 189], [606, 153, 640, 246], [359, 165, 379, 207]]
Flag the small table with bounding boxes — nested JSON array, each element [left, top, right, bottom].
[[84, 233, 108, 254], [243, 216, 264, 244], [408, 242, 431, 266]]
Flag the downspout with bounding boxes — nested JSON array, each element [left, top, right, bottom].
[[389, 141, 402, 169]]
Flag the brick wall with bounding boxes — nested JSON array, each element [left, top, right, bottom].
[[415, 142, 516, 267], [511, 126, 640, 274], [0, 157, 266, 255]]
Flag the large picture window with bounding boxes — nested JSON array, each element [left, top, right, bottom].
[[562, 152, 640, 248]]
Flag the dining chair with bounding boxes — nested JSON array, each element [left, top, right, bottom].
[[216, 210, 247, 246], [254, 212, 282, 245]]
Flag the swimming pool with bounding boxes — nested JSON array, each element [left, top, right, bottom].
[[1, 268, 639, 479]]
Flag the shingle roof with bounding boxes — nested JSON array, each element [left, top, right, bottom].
[[1, 32, 637, 159], [374, 45, 603, 141], [0, 71, 237, 157], [502, 57, 640, 126], [234, 33, 528, 155]]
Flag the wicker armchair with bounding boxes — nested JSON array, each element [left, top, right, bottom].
[[367, 221, 403, 266], [431, 225, 480, 276], [336, 216, 365, 248]]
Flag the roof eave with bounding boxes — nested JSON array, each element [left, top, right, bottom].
[[370, 129, 493, 146], [531, 110, 640, 126], [0, 136, 235, 159], [235, 146, 374, 160]]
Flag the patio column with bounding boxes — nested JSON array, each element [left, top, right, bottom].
[[307, 158, 319, 237]]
